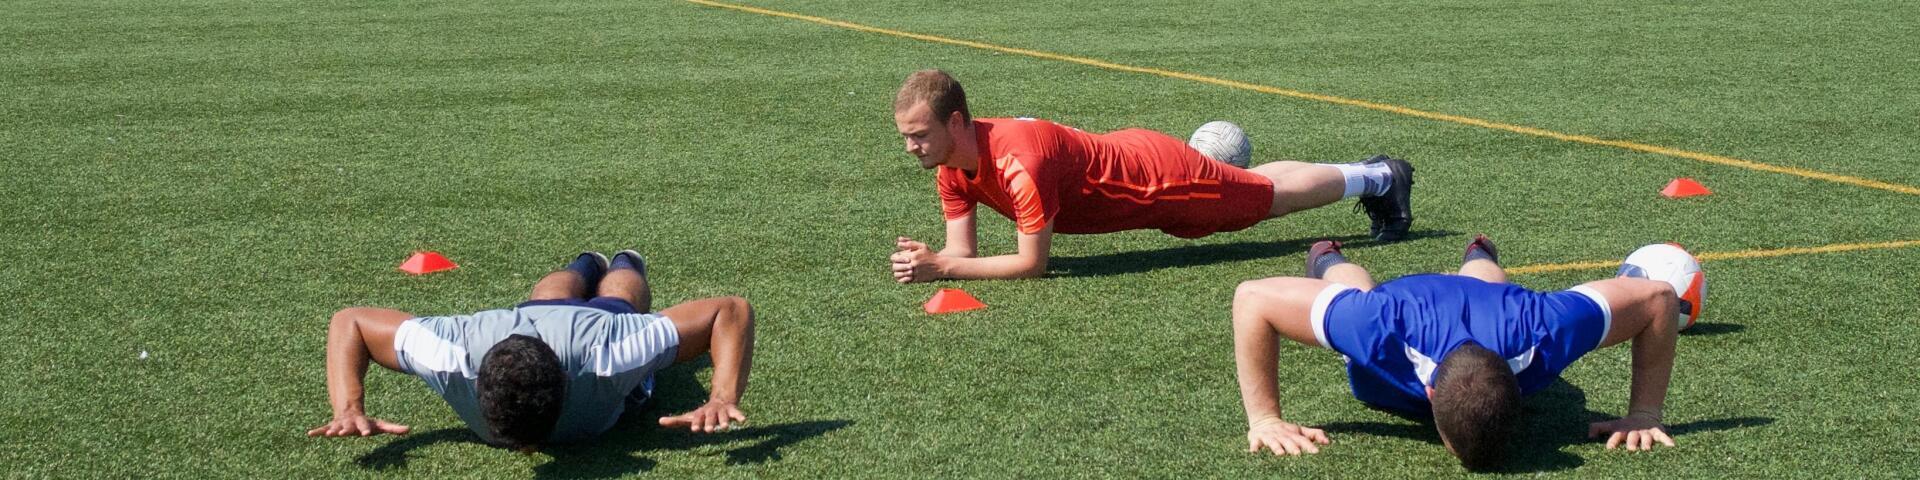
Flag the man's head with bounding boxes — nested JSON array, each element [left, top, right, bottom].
[[893, 69, 974, 170], [476, 334, 568, 451], [1429, 341, 1522, 471]]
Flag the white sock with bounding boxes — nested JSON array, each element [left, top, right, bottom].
[[1331, 162, 1393, 198]]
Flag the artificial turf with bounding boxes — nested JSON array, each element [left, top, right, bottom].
[[3, 0, 1917, 477]]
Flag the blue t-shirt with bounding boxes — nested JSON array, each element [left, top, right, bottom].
[[1315, 274, 1612, 414]]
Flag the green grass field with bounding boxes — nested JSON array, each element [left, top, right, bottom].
[[5, 0, 1918, 477]]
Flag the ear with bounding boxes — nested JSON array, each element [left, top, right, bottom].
[[945, 110, 967, 129], [1425, 386, 1436, 399]]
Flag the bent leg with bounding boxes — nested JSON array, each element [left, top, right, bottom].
[[1455, 235, 1507, 283], [529, 271, 590, 301], [1324, 262, 1377, 291], [598, 269, 652, 312], [1457, 259, 1507, 284]]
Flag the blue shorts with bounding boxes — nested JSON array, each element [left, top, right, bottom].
[[517, 297, 640, 314]]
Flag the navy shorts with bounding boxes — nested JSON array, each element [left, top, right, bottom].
[[517, 297, 640, 314]]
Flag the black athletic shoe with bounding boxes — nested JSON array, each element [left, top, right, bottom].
[[1464, 234, 1499, 264], [1355, 154, 1414, 242], [1305, 240, 1345, 279]]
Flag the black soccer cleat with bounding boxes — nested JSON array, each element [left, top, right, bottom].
[[1355, 154, 1414, 242]]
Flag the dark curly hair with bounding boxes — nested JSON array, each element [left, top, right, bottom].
[[1430, 341, 1521, 471], [476, 334, 567, 451]]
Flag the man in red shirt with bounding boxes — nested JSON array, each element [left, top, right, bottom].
[[889, 69, 1414, 283]]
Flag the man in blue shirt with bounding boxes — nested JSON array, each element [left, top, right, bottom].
[[1230, 236, 1685, 470]]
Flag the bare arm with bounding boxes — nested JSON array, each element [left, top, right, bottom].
[[936, 224, 1050, 280], [657, 297, 756, 433], [1230, 277, 1337, 455], [1582, 278, 1681, 450], [893, 222, 1052, 282], [308, 307, 413, 437], [938, 212, 977, 258]]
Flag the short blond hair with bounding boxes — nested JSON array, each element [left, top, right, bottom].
[[894, 69, 970, 123]]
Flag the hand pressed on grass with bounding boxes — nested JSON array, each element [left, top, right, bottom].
[[1588, 412, 1675, 451], [659, 399, 747, 433], [1246, 416, 1330, 456], [307, 410, 411, 438]]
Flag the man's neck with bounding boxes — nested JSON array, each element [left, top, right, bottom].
[[950, 124, 982, 172]]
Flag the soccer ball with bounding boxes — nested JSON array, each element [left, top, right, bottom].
[[1617, 243, 1705, 331], [1188, 121, 1252, 168]]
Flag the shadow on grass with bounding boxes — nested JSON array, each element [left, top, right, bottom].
[[1681, 322, 1744, 336], [1048, 230, 1459, 278], [355, 358, 852, 478], [1318, 380, 1772, 473], [355, 428, 486, 471]]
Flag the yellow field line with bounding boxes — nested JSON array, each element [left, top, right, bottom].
[[1507, 239, 1920, 275], [684, 0, 1920, 197]]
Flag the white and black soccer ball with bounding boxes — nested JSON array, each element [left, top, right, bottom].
[[1617, 243, 1706, 331], [1188, 120, 1252, 168]]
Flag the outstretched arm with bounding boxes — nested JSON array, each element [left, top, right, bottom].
[[1580, 278, 1681, 451], [308, 307, 413, 437], [1231, 277, 1339, 455], [657, 297, 756, 433], [893, 221, 1052, 282]]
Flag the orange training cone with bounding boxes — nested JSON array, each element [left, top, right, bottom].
[[1660, 178, 1712, 198], [924, 288, 987, 314], [400, 251, 459, 275]]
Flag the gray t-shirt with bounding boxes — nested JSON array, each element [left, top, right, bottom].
[[392, 304, 681, 444]]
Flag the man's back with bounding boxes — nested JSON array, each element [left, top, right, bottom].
[[394, 305, 683, 443], [1319, 275, 1612, 413]]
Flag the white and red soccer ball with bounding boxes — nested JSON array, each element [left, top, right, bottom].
[[1618, 243, 1705, 331]]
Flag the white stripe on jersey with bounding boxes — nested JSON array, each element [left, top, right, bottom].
[[587, 316, 682, 377], [1407, 345, 1537, 387], [393, 320, 475, 379], [1308, 283, 1358, 349], [1567, 285, 1615, 351]]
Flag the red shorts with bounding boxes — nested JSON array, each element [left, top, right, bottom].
[[1067, 129, 1274, 238]]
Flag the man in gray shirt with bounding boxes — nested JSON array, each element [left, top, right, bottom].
[[308, 250, 756, 451]]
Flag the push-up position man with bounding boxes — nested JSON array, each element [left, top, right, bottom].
[[308, 250, 755, 451], [1230, 236, 1687, 469], [889, 69, 1415, 283]]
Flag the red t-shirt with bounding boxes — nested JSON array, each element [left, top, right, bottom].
[[936, 118, 1275, 238]]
